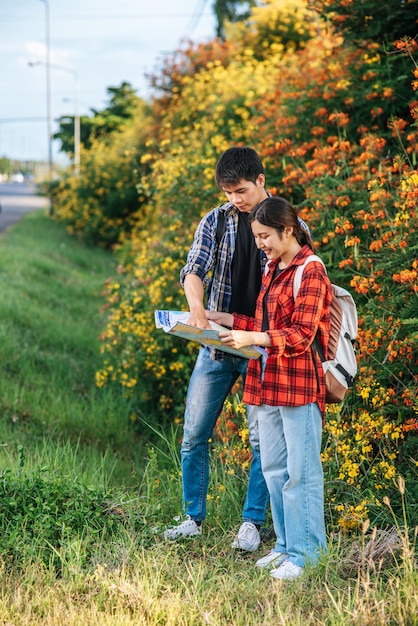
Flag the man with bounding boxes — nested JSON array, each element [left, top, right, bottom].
[[164, 146, 271, 551]]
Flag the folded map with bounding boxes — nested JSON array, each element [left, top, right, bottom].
[[154, 310, 264, 360]]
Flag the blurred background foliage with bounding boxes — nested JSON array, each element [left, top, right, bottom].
[[50, 0, 417, 530]]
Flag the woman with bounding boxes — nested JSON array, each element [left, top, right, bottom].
[[208, 196, 332, 580]]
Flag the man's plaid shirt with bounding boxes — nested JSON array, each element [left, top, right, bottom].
[[180, 202, 266, 359], [233, 246, 333, 416], [180, 202, 258, 310]]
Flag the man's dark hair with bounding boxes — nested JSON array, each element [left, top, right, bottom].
[[215, 146, 264, 188]]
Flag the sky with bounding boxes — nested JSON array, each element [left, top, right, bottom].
[[0, 0, 216, 164]]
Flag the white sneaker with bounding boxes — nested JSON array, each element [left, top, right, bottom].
[[163, 516, 202, 540], [231, 522, 260, 552], [270, 560, 303, 580], [256, 550, 287, 569]]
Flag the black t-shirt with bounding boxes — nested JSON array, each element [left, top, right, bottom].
[[228, 212, 262, 317]]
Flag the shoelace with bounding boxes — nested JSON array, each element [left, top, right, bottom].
[[240, 523, 257, 539]]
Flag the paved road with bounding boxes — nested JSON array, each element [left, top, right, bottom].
[[0, 182, 51, 233]]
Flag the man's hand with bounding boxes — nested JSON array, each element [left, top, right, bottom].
[[187, 311, 212, 329], [183, 274, 211, 329]]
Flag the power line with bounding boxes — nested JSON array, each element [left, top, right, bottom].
[[0, 12, 213, 21], [184, 0, 210, 34]]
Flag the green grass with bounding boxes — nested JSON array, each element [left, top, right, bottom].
[[0, 209, 143, 484], [0, 210, 417, 626]]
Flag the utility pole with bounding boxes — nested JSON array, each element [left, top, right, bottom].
[[37, 0, 54, 213]]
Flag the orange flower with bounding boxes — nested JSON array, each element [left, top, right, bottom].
[[394, 37, 418, 55], [369, 240, 383, 252], [402, 419, 418, 432], [335, 195, 351, 207], [388, 117, 408, 133], [328, 111, 350, 127]]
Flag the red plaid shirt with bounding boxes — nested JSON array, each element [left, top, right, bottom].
[[233, 246, 333, 416]]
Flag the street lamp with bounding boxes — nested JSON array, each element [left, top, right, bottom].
[[29, 61, 80, 177], [36, 0, 53, 190]]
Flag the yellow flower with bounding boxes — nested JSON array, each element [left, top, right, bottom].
[[360, 386, 371, 400]]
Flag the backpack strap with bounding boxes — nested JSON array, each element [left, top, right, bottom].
[[213, 209, 226, 274], [293, 254, 327, 363], [292, 255, 325, 301], [215, 209, 226, 246]]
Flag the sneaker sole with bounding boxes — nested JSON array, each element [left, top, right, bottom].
[[164, 532, 202, 540], [231, 541, 260, 552], [256, 553, 287, 569]]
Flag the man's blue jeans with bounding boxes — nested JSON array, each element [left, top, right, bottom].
[[181, 347, 269, 524], [256, 402, 327, 567]]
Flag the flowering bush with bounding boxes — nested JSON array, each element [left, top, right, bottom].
[[50, 101, 154, 248]]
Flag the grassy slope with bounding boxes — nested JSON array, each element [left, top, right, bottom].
[[0, 209, 143, 486]]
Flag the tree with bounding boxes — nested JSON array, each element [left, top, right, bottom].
[[54, 82, 140, 155], [0, 157, 11, 176], [213, 0, 258, 38]]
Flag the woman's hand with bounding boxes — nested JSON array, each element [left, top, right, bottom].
[[206, 310, 234, 327], [219, 329, 272, 349], [218, 330, 254, 349]]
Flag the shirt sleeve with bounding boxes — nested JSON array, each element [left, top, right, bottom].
[[232, 312, 255, 331], [180, 209, 218, 288]]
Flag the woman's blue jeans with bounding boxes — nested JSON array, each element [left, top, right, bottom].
[[256, 402, 327, 567], [181, 347, 269, 524]]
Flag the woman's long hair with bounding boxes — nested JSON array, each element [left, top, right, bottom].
[[249, 196, 314, 250]]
